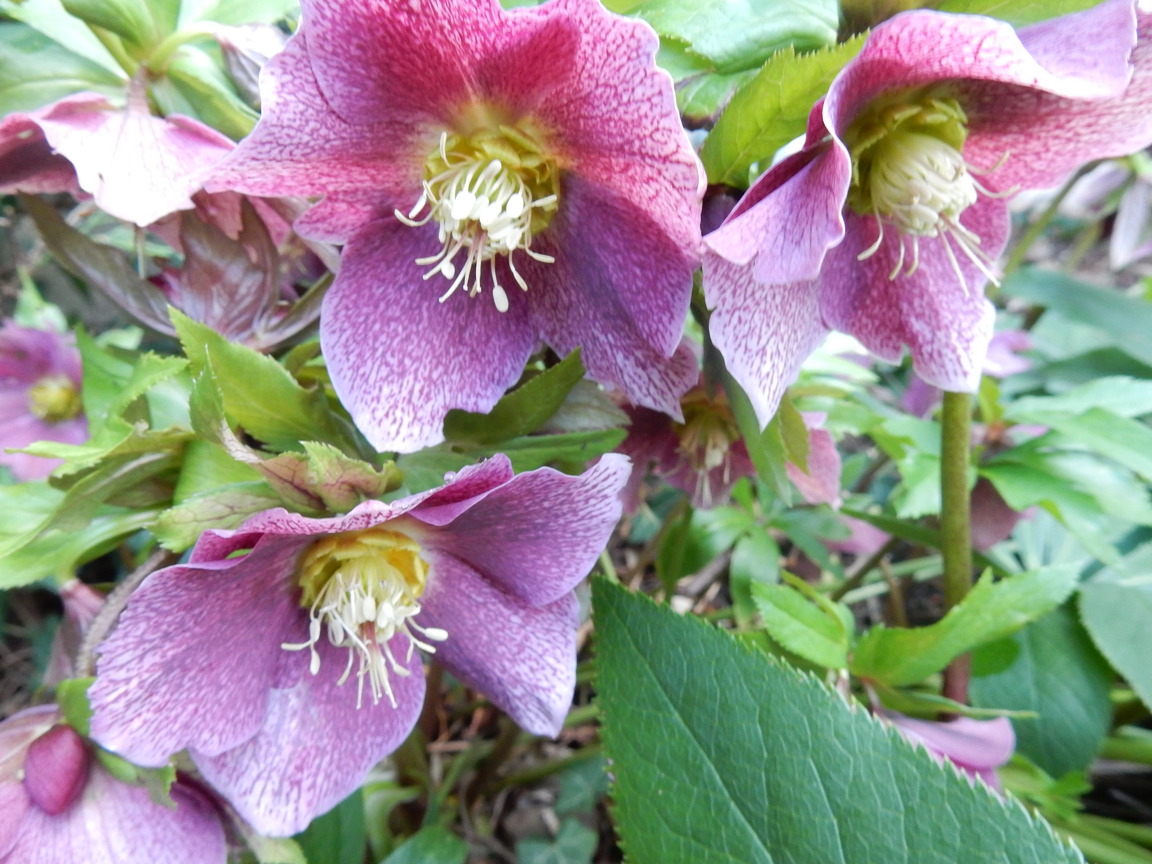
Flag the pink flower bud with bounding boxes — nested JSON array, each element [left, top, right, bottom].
[[23, 725, 90, 816]]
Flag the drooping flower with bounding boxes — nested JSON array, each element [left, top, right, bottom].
[[0, 706, 226, 864], [0, 322, 87, 482], [882, 709, 1015, 791], [0, 90, 233, 227], [703, 0, 1152, 426], [89, 455, 628, 835], [210, 0, 703, 453]]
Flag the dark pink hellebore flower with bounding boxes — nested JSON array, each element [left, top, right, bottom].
[[0, 93, 233, 227], [703, 0, 1152, 426], [0, 706, 226, 864], [0, 322, 87, 482], [89, 455, 627, 835], [211, 0, 703, 453]]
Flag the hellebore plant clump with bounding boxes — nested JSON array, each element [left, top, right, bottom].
[[3, 0, 1152, 862]]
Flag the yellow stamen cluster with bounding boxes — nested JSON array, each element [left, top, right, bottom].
[[27, 374, 82, 424], [284, 527, 446, 708], [396, 117, 561, 313]]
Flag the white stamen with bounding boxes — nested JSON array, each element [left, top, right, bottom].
[[394, 132, 558, 313]]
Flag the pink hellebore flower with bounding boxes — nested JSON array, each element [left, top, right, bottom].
[[883, 710, 1016, 791], [785, 412, 843, 507], [0, 323, 87, 482], [0, 706, 226, 864], [703, 0, 1152, 426], [89, 455, 628, 835], [0, 91, 233, 227], [211, 0, 703, 453]]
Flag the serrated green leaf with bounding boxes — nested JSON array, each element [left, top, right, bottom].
[[173, 310, 349, 452], [294, 789, 366, 864], [594, 579, 1083, 864], [700, 36, 865, 187], [728, 527, 780, 627], [752, 578, 849, 669], [971, 607, 1112, 778], [656, 505, 756, 591], [851, 565, 1079, 686], [636, 0, 837, 73], [443, 350, 585, 445], [380, 826, 467, 864], [0, 22, 123, 113], [1079, 573, 1152, 711], [934, 0, 1099, 26], [151, 482, 281, 551]]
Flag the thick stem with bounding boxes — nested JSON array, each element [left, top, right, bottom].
[[940, 390, 974, 704]]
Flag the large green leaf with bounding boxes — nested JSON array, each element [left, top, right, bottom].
[[635, 0, 837, 73], [294, 789, 366, 864], [935, 0, 1101, 26], [1001, 269, 1152, 368], [0, 23, 123, 113], [594, 579, 1082, 864], [1079, 573, 1152, 711], [700, 36, 864, 187], [0, 0, 124, 75], [971, 607, 1113, 778], [851, 565, 1079, 686]]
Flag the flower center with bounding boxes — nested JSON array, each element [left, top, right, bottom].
[[283, 527, 447, 708], [395, 122, 560, 313], [27, 375, 82, 423], [844, 92, 1001, 289], [675, 388, 742, 506]]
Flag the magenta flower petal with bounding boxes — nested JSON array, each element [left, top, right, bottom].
[[419, 551, 580, 737], [885, 710, 1015, 789], [786, 414, 842, 506], [89, 543, 305, 766], [704, 0, 1152, 425], [193, 633, 424, 836], [214, 0, 702, 452], [30, 93, 233, 226], [416, 457, 627, 607], [321, 220, 537, 452], [5, 768, 227, 864]]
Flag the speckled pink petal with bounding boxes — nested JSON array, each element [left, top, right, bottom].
[[419, 552, 580, 737], [208, 28, 425, 242], [193, 630, 425, 837], [816, 198, 1006, 393], [0, 782, 29, 858], [705, 143, 849, 280], [2, 768, 226, 864], [33, 94, 233, 227], [418, 455, 626, 607], [523, 181, 695, 416], [787, 417, 842, 507], [89, 538, 306, 765], [886, 711, 1016, 774], [528, 0, 704, 255], [702, 253, 828, 427], [321, 219, 537, 453]]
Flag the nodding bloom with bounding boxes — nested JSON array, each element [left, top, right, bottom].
[[89, 455, 628, 836], [211, 0, 703, 453], [0, 91, 233, 227], [703, 0, 1152, 426], [0, 706, 226, 864], [0, 322, 87, 482]]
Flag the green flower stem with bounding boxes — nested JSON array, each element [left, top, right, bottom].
[[940, 390, 974, 705], [1101, 726, 1152, 766], [146, 25, 218, 74], [87, 25, 139, 77], [999, 161, 1097, 280]]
